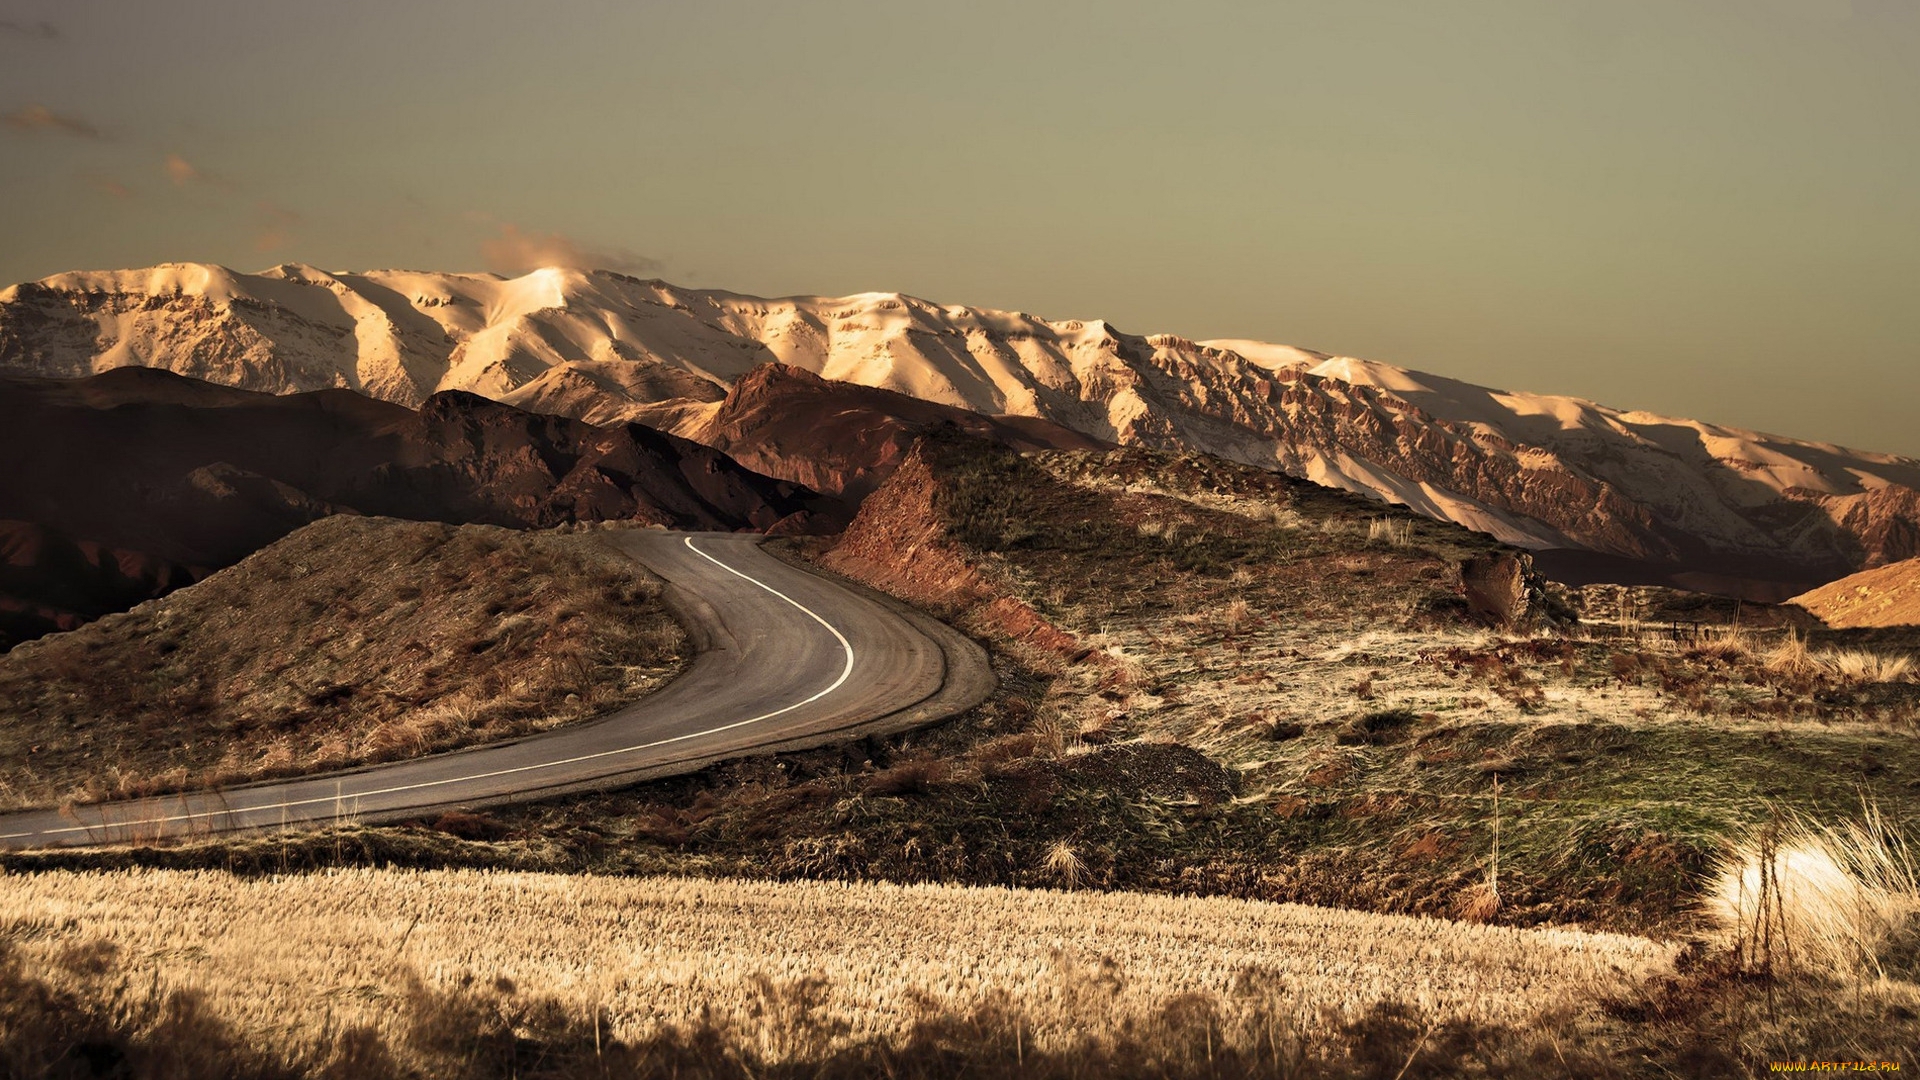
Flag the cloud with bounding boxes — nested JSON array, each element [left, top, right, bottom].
[[92, 178, 134, 199], [252, 201, 301, 252], [0, 19, 58, 40], [479, 222, 660, 276], [163, 152, 202, 186], [4, 104, 100, 138]]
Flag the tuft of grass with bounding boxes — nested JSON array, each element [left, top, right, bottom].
[[1041, 840, 1086, 887], [1765, 630, 1914, 685], [1706, 803, 1919, 978], [1821, 648, 1915, 685], [1365, 518, 1414, 548]]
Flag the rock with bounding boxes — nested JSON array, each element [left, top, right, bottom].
[[1460, 551, 1532, 628]]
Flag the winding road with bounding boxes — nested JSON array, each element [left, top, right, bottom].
[[0, 531, 992, 849]]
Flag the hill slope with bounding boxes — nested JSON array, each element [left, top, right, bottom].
[[0, 516, 683, 811], [1793, 557, 1920, 627], [5, 262, 1918, 595]]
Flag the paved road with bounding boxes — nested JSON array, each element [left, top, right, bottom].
[[0, 531, 992, 849]]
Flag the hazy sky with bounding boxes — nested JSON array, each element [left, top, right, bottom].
[[2, 0, 1915, 453]]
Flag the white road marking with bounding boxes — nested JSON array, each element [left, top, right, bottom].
[[9, 537, 857, 842]]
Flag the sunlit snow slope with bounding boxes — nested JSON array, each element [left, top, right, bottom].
[[4, 262, 1917, 595]]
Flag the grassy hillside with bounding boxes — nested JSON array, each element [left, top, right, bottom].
[[354, 435, 1909, 934], [0, 517, 685, 811]]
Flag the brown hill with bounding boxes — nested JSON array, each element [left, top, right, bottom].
[[0, 367, 838, 646], [682, 363, 1111, 500], [1791, 558, 1920, 627], [0, 516, 684, 810]]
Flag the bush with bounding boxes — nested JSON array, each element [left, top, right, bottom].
[[1334, 709, 1419, 746]]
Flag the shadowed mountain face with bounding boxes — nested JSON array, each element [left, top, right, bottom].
[[5, 263, 1919, 599], [0, 368, 837, 647], [681, 364, 1112, 501]]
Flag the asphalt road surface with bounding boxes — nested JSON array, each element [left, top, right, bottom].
[[0, 531, 992, 849]]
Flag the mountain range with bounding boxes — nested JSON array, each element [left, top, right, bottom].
[[5, 262, 1917, 601]]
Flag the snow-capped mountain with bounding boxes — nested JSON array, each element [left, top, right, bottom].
[[4, 262, 1916, 596]]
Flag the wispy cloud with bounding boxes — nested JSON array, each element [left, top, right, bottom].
[[252, 201, 301, 252], [479, 222, 659, 276], [0, 19, 58, 40], [92, 178, 134, 199], [4, 103, 101, 138], [163, 152, 202, 186]]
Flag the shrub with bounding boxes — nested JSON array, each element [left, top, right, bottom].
[[1335, 709, 1419, 746]]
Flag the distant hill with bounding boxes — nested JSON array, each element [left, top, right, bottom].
[[1791, 558, 1920, 628], [680, 363, 1110, 501]]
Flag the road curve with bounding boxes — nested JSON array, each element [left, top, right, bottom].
[[0, 531, 992, 849]]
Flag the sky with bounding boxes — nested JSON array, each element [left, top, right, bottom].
[[1, 0, 1915, 454]]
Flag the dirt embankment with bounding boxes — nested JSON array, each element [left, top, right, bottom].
[[0, 516, 685, 811], [821, 441, 1085, 658]]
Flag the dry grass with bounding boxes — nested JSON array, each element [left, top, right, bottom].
[[1040, 839, 1086, 886], [784, 437, 1920, 934], [1765, 630, 1914, 684], [0, 868, 1676, 1074], [1707, 804, 1920, 978], [1365, 517, 1414, 548], [0, 517, 685, 811]]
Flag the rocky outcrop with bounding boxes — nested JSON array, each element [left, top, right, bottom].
[[1460, 552, 1532, 629]]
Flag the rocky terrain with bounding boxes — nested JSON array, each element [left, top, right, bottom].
[[0, 367, 835, 646], [6, 262, 1919, 597]]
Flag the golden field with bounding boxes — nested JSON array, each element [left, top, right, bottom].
[[0, 868, 1674, 1073]]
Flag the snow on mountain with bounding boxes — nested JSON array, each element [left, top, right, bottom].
[[4, 262, 1916, 595]]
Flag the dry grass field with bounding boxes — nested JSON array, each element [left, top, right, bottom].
[[0, 517, 685, 811], [0, 867, 1683, 1077]]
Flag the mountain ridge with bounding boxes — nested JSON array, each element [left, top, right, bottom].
[[5, 261, 1916, 596]]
